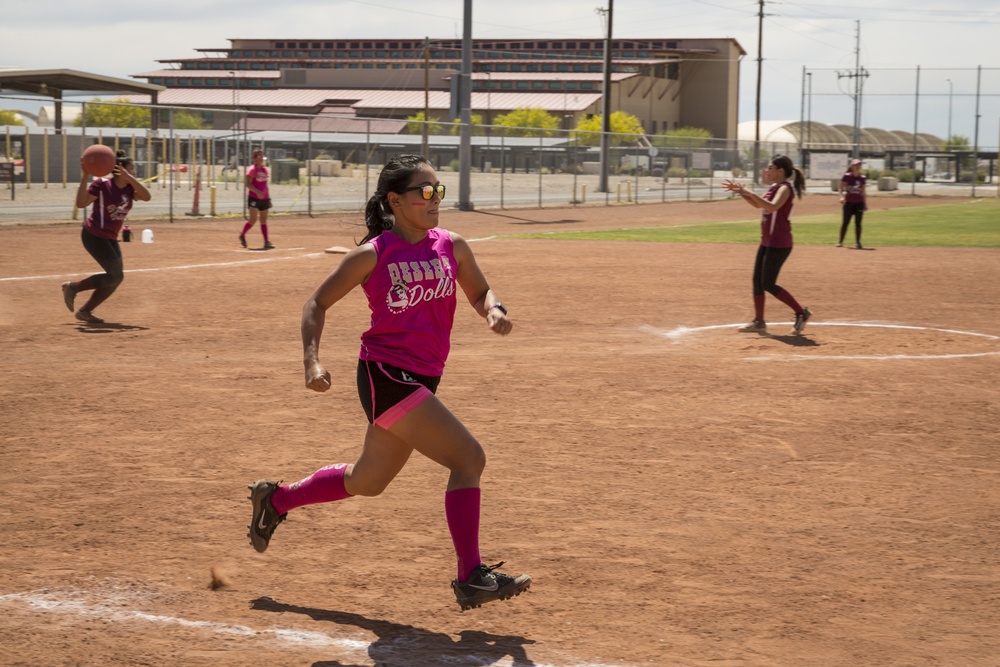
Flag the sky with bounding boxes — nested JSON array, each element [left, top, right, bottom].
[[2, 0, 999, 147]]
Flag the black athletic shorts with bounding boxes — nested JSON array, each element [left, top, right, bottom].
[[356, 359, 441, 428], [248, 197, 272, 210]]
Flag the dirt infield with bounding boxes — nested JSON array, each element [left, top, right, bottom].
[[1, 195, 998, 666]]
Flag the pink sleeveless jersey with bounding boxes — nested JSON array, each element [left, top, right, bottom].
[[246, 164, 269, 199], [359, 228, 458, 376], [760, 182, 794, 248]]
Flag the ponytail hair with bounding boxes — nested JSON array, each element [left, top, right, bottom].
[[115, 149, 133, 169], [359, 154, 430, 245], [771, 154, 805, 199]]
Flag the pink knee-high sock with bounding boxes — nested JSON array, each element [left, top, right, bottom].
[[774, 288, 803, 314], [241, 221, 253, 235], [261, 223, 269, 242], [445, 487, 483, 581], [753, 294, 765, 321], [270, 464, 352, 514]]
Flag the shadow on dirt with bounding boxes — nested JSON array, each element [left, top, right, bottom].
[[251, 596, 537, 667]]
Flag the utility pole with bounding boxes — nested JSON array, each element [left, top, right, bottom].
[[837, 21, 869, 159], [597, 1, 613, 193], [753, 0, 764, 185], [423, 37, 430, 160], [457, 0, 474, 210]]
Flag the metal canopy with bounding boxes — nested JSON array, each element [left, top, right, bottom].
[[0, 68, 165, 132]]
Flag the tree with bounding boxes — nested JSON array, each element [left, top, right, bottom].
[[405, 111, 442, 136], [494, 107, 559, 137], [943, 134, 970, 152], [0, 109, 25, 126], [654, 126, 712, 149], [573, 111, 644, 146], [172, 111, 206, 130], [450, 113, 486, 136], [74, 97, 151, 128]]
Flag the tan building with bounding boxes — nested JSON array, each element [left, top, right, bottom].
[[131, 37, 745, 140]]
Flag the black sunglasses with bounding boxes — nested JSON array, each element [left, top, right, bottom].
[[399, 184, 446, 201]]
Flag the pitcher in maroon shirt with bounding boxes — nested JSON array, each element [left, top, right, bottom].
[[61, 150, 151, 324], [724, 155, 812, 334], [838, 158, 867, 249]]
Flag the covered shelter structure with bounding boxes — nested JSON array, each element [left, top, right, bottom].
[[0, 69, 165, 133]]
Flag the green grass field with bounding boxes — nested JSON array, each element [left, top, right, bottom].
[[515, 199, 1000, 248]]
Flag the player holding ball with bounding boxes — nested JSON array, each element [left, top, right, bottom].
[[62, 149, 151, 323]]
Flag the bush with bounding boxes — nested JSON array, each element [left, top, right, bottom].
[[652, 167, 664, 178], [894, 169, 923, 183], [667, 166, 687, 178], [448, 159, 460, 172]]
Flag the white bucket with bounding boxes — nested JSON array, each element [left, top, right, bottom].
[[141, 229, 154, 243]]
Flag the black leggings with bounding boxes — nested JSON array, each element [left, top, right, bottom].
[[752, 245, 792, 297], [840, 202, 864, 243], [78, 228, 124, 310]]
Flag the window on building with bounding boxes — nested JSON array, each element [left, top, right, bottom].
[[206, 79, 217, 86], [276, 42, 284, 48], [322, 51, 332, 58], [192, 78, 203, 85], [309, 51, 319, 58], [178, 78, 190, 85], [298, 42, 308, 48], [311, 42, 320, 48], [566, 41, 576, 48], [501, 81, 513, 89], [362, 51, 373, 57], [282, 51, 292, 58], [580, 82, 593, 90]]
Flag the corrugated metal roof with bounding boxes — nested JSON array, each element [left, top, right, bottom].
[[122, 88, 603, 114], [131, 69, 280, 79]]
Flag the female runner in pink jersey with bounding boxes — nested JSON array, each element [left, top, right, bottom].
[[246, 154, 530, 611], [723, 155, 812, 334]]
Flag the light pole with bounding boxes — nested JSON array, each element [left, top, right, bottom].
[[946, 78, 953, 146], [946, 78, 954, 179]]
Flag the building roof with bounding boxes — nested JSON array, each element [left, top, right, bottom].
[[122, 88, 603, 115], [0, 68, 164, 97], [739, 120, 944, 153]]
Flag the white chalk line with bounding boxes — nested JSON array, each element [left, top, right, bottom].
[[1, 237, 499, 284], [644, 322, 1000, 361], [0, 251, 326, 283], [0, 587, 627, 667]]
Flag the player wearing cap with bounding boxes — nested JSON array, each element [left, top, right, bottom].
[[838, 158, 867, 249]]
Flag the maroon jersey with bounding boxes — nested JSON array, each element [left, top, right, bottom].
[[841, 172, 866, 203], [760, 182, 794, 248], [84, 177, 136, 240]]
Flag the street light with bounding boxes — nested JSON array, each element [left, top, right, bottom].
[[946, 78, 953, 147]]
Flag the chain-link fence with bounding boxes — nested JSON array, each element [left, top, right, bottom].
[[1, 97, 995, 223]]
